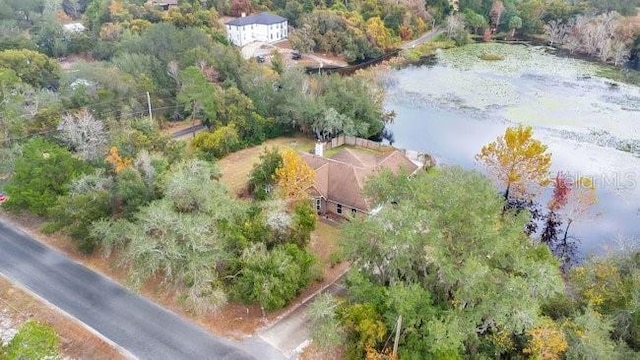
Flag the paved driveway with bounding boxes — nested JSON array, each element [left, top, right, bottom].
[[0, 220, 255, 360]]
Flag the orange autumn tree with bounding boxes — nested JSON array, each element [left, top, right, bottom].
[[275, 148, 315, 201], [105, 146, 132, 173], [523, 318, 569, 360], [476, 125, 552, 200]]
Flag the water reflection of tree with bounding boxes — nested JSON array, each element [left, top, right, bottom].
[[541, 173, 596, 272]]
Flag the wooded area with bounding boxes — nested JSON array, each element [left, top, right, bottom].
[[0, 0, 639, 358]]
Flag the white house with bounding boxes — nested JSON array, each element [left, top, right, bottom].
[[226, 12, 288, 47], [63, 23, 85, 33]]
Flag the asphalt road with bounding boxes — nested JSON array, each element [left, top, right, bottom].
[[0, 220, 255, 360], [171, 124, 206, 138], [401, 28, 443, 50]]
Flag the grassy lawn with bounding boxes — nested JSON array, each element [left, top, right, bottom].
[[323, 144, 388, 159], [217, 135, 316, 195], [309, 220, 343, 268]]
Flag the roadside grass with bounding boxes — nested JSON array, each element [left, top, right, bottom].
[[217, 135, 316, 195], [0, 276, 123, 360]]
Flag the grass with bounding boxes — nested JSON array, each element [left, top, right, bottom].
[[323, 144, 387, 159], [217, 135, 316, 195], [399, 37, 457, 66], [308, 221, 343, 267]]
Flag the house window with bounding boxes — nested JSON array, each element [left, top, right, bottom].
[[316, 199, 321, 212], [337, 204, 342, 214], [351, 209, 357, 216], [270, 34, 273, 40]]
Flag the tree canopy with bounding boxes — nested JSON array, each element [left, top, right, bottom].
[[336, 167, 565, 358]]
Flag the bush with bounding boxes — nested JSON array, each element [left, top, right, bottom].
[[191, 125, 241, 160], [233, 243, 316, 311], [248, 148, 282, 200], [4, 138, 89, 216], [48, 190, 112, 253], [2, 321, 59, 360], [289, 201, 316, 247]]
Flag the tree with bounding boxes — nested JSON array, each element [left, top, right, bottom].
[[308, 294, 344, 352], [445, 14, 468, 45], [365, 17, 394, 49], [230, 0, 252, 17], [341, 167, 564, 357], [476, 125, 552, 201], [57, 109, 107, 161], [544, 19, 568, 46], [489, 0, 505, 29], [557, 176, 597, 270], [270, 50, 284, 75], [191, 125, 241, 159], [48, 170, 112, 253], [105, 146, 132, 173], [4, 138, 89, 215], [248, 147, 283, 200], [233, 243, 316, 311], [568, 251, 640, 351], [92, 160, 240, 314], [523, 318, 569, 360], [312, 108, 366, 141], [275, 148, 315, 201], [541, 172, 571, 255], [0, 49, 60, 89], [177, 66, 218, 127], [113, 167, 152, 219], [508, 16, 523, 38], [464, 9, 488, 34], [2, 321, 59, 360]]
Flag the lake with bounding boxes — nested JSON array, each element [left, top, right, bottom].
[[383, 43, 640, 256]]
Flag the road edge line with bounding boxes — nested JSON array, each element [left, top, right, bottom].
[[0, 272, 137, 360]]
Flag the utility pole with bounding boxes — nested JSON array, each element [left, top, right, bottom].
[[392, 315, 402, 358], [146, 91, 153, 123]]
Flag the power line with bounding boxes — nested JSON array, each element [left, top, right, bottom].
[[0, 105, 184, 146]]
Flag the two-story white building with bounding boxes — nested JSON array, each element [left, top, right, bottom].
[[226, 12, 288, 47]]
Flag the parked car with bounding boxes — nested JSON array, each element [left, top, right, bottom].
[[291, 52, 301, 60], [255, 55, 266, 63], [0, 192, 7, 204]]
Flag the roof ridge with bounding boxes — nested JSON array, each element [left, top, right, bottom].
[[376, 149, 401, 167], [343, 148, 366, 168]]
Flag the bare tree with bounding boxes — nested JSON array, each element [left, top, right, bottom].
[[544, 20, 567, 46], [610, 39, 631, 66], [57, 108, 107, 161], [489, 0, 505, 29], [445, 14, 467, 44]]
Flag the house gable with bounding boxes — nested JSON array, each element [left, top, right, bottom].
[[225, 12, 288, 46], [301, 147, 419, 216]]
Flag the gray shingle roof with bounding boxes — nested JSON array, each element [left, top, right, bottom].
[[226, 12, 287, 26]]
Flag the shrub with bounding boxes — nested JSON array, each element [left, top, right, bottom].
[[4, 138, 89, 216], [191, 125, 240, 160], [2, 321, 59, 360]]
